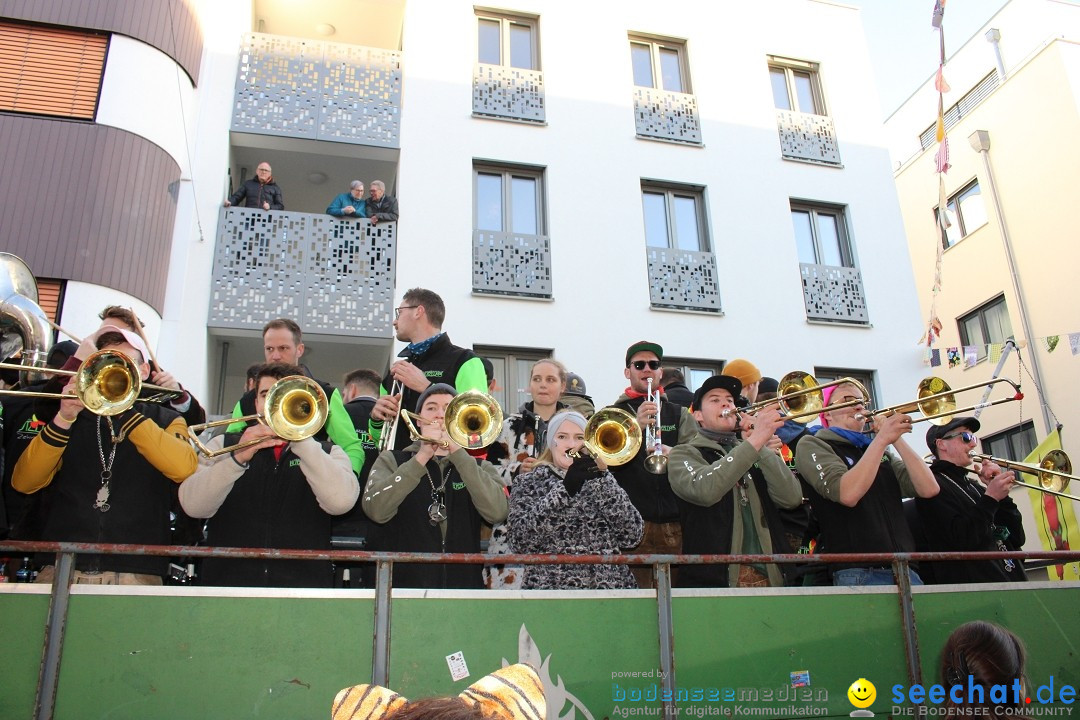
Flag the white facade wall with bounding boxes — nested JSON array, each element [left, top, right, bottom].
[[397, 0, 928, 411]]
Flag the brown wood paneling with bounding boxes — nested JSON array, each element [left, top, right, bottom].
[[0, 21, 107, 119], [0, 114, 180, 312], [36, 278, 62, 321], [0, 0, 202, 85]]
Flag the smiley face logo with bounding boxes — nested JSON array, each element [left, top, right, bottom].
[[847, 678, 876, 709]]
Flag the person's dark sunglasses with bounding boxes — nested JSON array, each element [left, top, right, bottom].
[[630, 360, 661, 370]]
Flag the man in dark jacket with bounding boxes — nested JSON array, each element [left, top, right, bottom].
[[180, 363, 358, 587], [659, 368, 694, 408], [362, 384, 507, 588], [225, 162, 284, 210], [608, 340, 698, 588], [366, 180, 398, 224], [917, 417, 1026, 584], [13, 329, 198, 584]]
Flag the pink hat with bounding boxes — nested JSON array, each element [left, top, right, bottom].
[[90, 325, 152, 366], [819, 385, 837, 427]]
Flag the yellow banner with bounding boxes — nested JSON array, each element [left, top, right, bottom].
[[1025, 429, 1080, 580]]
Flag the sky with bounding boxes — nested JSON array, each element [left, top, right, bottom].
[[848, 0, 1010, 118]]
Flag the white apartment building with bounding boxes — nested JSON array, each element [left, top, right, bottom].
[[3, 0, 930, 421]]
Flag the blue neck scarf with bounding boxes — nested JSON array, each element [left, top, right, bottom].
[[829, 427, 873, 449], [403, 332, 444, 359]]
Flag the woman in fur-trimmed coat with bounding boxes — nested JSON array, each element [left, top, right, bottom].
[[508, 411, 643, 590]]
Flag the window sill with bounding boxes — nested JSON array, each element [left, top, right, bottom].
[[471, 112, 547, 126], [635, 133, 704, 148], [471, 291, 554, 302], [805, 318, 872, 328], [650, 304, 723, 316], [781, 154, 844, 169]]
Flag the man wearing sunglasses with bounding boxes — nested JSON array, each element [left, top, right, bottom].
[[608, 341, 699, 588], [917, 417, 1027, 584]]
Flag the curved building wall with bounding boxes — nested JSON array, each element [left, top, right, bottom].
[[0, 115, 180, 312], [0, 0, 202, 84]]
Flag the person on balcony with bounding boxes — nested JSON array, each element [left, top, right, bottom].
[[366, 180, 398, 224], [226, 318, 364, 475], [362, 383, 508, 588], [12, 329, 198, 585], [794, 381, 939, 586], [180, 362, 358, 588], [224, 162, 284, 211], [668, 375, 800, 588], [560, 372, 594, 418], [327, 181, 367, 218]]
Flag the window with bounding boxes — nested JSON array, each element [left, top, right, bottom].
[[936, 180, 988, 249], [814, 368, 878, 415], [629, 35, 690, 93], [663, 358, 724, 395], [768, 57, 825, 115], [476, 11, 538, 70], [474, 346, 550, 415], [474, 163, 545, 236], [982, 421, 1036, 462], [641, 183, 709, 252], [790, 202, 852, 267], [0, 21, 108, 120], [958, 295, 1013, 363]]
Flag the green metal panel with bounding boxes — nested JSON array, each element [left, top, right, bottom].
[[0, 590, 51, 720], [388, 594, 660, 715], [673, 590, 910, 718], [52, 593, 374, 720]]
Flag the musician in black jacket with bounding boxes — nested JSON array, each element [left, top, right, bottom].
[[608, 341, 698, 588], [917, 417, 1026, 584]]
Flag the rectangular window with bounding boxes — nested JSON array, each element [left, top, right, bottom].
[[474, 163, 545, 235], [813, 368, 878, 415], [936, 180, 988, 249], [476, 11, 538, 70], [474, 346, 550, 415], [768, 57, 825, 115], [641, 183, 709, 252], [629, 35, 690, 93], [0, 21, 108, 120], [958, 295, 1013, 363], [663, 358, 724, 397], [981, 421, 1036, 462], [790, 202, 852, 267]]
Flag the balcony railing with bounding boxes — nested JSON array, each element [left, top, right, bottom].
[[776, 109, 841, 165], [209, 208, 396, 335], [633, 87, 702, 145], [472, 230, 552, 298], [647, 247, 721, 312], [472, 64, 545, 123], [800, 262, 868, 324], [232, 33, 402, 148]]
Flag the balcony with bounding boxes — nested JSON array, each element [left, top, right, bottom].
[[472, 230, 551, 298], [232, 33, 402, 148], [209, 208, 396, 335], [776, 110, 841, 165], [647, 247, 721, 312], [633, 87, 702, 145], [473, 64, 545, 123], [800, 263, 868, 324]]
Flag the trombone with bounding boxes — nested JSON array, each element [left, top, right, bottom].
[[644, 378, 668, 474], [398, 390, 504, 450], [971, 450, 1078, 502], [857, 377, 1022, 427], [0, 349, 182, 416], [377, 378, 404, 452], [187, 376, 328, 457], [722, 372, 869, 424], [568, 407, 642, 467]]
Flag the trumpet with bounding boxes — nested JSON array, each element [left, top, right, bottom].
[[644, 378, 667, 474], [857, 377, 1022, 427], [399, 390, 504, 450], [187, 376, 328, 457], [971, 450, 1077, 502], [567, 407, 642, 467], [377, 378, 404, 452], [721, 372, 869, 424], [0, 349, 183, 416]]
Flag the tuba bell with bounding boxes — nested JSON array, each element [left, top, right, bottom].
[[0, 253, 53, 385]]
